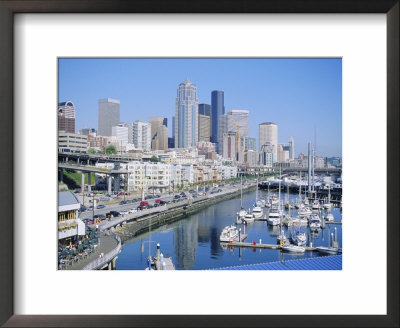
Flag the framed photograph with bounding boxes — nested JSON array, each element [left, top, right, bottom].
[[0, 0, 398, 327]]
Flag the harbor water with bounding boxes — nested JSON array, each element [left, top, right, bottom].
[[116, 189, 342, 270]]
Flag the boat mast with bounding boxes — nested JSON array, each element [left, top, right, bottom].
[[240, 175, 243, 208]]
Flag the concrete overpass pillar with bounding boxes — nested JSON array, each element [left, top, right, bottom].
[[108, 175, 112, 194], [59, 170, 63, 183], [88, 173, 92, 192], [81, 172, 85, 193]]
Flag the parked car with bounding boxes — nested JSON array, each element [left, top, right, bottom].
[[94, 214, 106, 220], [145, 195, 153, 200], [153, 203, 160, 207], [137, 205, 146, 211], [119, 200, 128, 205], [147, 204, 154, 208], [128, 208, 137, 214], [96, 204, 105, 209], [159, 200, 167, 205], [155, 199, 162, 203], [154, 194, 161, 198], [120, 210, 130, 215], [174, 194, 181, 199], [140, 201, 149, 206]]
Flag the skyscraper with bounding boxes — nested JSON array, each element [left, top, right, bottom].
[[112, 123, 129, 146], [174, 78, 198, 148], [198, 114, 211, 142], [218, 110, 249, 155], [259, 122, 278, 163], [58, 101, 75, 133], [149, 116, 167, 150], [98, 98, 120, 136], [198, 103, 211, 116], [211, 90, 224, 152], [288, 136, 295, 160]]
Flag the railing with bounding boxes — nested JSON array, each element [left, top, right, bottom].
[[99, 205, 168, 231], [82, 233, 121, 270]]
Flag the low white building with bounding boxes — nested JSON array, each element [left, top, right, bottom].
[[58, 191, 85, 244], [127, 161, 170, 193]]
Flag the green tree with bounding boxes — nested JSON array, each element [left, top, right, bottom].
[[150, 155, 159, 163], [88, 148, 96, 154], [105, 145, 117, 154]]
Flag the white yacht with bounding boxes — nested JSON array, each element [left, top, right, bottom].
[[309, 213, 322, 230], [312, 200, 320, 211], [252, 206, 263, 218], [243, 212, 255, 223], [316, 246, 340, 255], [219, 225, 240, 242], [291, 230, 307, 246], [297, 207, 312, 217], [281, 245, 306, 253], [324, 213, 334, 222]]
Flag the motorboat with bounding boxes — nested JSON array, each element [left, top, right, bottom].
[[297, 207, 312, 217], [252, 206, 263, 218], [324, 213, 334, 221], [291, 230, 307, 246], [281, 245, 305, 253], [243, 212, 255, 223], [312, 200, 320, 211], [284, 216, 308, 227], [220, 225, 240, 242], [309, 213, 322, 231], [316, 246, 340, 255]]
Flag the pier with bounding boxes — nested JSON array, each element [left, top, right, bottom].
[[223, 241, 317, 252]]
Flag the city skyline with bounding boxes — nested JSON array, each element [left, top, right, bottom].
[[58, 58, 342, 157]]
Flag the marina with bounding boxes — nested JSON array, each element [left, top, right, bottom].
[[115, 181, 343, 270]]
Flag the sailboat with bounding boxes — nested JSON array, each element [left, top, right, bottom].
[[323, 185, 333, 210], [251, 177, 263, 218], [237, 176, 247, 218]]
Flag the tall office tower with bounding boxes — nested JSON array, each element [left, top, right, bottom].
[[174, 78, 198, 148], [112, 123, 129, 146], [198, 114, 211, 142], [153, 125, 168, 150], [98, 98, 120, 136], [198, 103, 211, 116], [131, 120, 151, 151], [163, 117, 168, 127], [288, 136, 295, 160], [211, 90, 224, 153], [149, 116, 167, 150], [259, 122, 278, 163], [218, 110, 249, 155], [168, 137, 175, 149], [58, 101, 75, 133]]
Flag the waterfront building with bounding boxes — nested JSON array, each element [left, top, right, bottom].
[[98, 98, 120, 137], [216, 165, 238, 180], [222, 131, 239, 161], [198, 114, 211, 142], [211, 90, 224, 153], [127, 161, 171, 193], [58, 131, 88, 153], [112, 123, 129, 146], [288, 136, 295, 160], [241, 136, 256, 151], [58, 101, 75, 133], [259, 122, 278, 162], [58, 191, 85, 246], [174, 78, 198, 148], [130, 120, 151, 151]]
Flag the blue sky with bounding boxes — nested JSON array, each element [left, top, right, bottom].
[[58, 58, 342, 157]]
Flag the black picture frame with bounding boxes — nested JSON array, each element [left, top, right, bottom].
[[0, 1, 398, 327]]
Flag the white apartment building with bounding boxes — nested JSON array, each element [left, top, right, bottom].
[[112, 123, 129, 146], [216, 165, 237, 180], [127, 162, 170, 193], [129, 121, 151, 151]]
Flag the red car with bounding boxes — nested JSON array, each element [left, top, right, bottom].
[[155, 199, 162, 203], [140, 201, 149, 206]]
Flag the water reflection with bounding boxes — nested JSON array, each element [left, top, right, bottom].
[[116, 189, 342, 270]]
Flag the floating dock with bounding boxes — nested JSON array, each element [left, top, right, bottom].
[[224, 241, 317, 252]]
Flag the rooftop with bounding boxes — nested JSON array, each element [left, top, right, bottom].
[[59, 191, 81, 207], [213, 255, 342, 270]]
